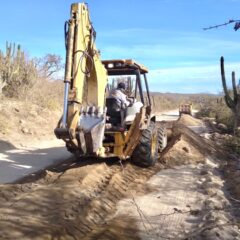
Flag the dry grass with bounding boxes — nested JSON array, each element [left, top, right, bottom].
[[18, 78, 63, 110], [152, 94, 185, 112], [196, 97, 234, 131]]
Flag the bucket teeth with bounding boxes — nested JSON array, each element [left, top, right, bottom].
[[88, 106, 93, 114], [85, 106, 89, 114], [80, 105, 106, 117], [97, 106, 102, 114], [91, 106, 96, 115], [97, 106, 102, 118], [80, 106, 84, 114]]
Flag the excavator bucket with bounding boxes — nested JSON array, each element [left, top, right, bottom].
[[55, 106, 106, 155], [76, 107, 106, 154]]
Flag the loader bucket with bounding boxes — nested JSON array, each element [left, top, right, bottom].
[[55, 106, 106, 157], [77, 106, 106, 154]]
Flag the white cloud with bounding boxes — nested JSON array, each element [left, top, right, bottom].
[[99, 29, 240, 67], [147, 62, 240, 93], [97, 28, 240, 93]]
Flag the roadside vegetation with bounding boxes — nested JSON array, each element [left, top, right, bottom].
[[0, 42, 63, 109], [152, 92, 200, 112], [0, 42, 64, 143], [196, 96, 234, 131], [195, 56, 240, 155], [195, 92, 240, 154]]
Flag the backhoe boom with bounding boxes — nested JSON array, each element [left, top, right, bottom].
[[55, 3, 107, 156]]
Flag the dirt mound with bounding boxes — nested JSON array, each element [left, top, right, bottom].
[[0, 98, 61, 147], [162, 134, 205, 166], [178, 114, 203, 126], [173, 123, 216, 156], [161, 123, 216, 166]]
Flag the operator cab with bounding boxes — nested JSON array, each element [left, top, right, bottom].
[[102, 59, 152, 130]]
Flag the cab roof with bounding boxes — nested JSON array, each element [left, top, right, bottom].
[[102, 59, 148, 75]]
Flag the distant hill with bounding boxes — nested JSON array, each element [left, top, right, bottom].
[[149, 92, 222, 112]]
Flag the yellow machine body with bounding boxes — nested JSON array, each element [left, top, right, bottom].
[[179, 103, 193, 116], [55, 3, 152, 160]]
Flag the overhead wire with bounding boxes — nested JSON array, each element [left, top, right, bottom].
[[203, 19, 240, 31]]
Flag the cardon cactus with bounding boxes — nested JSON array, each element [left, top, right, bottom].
[[220, 56, 240, 134], [126, 76, 134, 96], [6, 42, 21, 78], [108, 77, 135, 97], [0, 42, 22, 94]]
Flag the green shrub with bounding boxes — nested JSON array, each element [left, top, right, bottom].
[[0, 42, 38, 98], [196, 97, 234, 132], [0, 42, 63, 105]]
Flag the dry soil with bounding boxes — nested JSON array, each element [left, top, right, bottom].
[[0, 112, 239, 239]]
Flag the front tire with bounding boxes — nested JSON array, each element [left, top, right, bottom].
[[131, 122, 159, 167]]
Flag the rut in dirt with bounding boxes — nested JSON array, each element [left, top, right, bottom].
[[0, 156, 164, 240]]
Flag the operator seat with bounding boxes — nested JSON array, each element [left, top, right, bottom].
[[106, 98, 124, 126]]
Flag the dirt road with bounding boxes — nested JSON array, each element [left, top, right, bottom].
[[0, 109, 178, 184], [156, 109, 179, 122], [0, 139, 71, 183], [0, 115, 239, 239]]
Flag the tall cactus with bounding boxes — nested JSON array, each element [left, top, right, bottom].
[[6, 42, 21, 80], [220, 56, 240, 134], [0, 50, 5, 93], [0, 42, 22, 94], [108, 77, 135, 97], [126, 76, 134, 96]]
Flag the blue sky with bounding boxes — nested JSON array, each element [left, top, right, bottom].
[[0, 0, 240, 93]]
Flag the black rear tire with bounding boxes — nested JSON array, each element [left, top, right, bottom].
[[131, 122, 159, 167], [157, 125, 167, 153]]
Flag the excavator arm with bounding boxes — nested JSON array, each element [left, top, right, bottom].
[[55, 3, 107, 156]]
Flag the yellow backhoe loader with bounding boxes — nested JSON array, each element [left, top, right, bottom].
[[179, 103, 193, 116], [55, 3, 167, 167]]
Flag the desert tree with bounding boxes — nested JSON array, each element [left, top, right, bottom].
[[36, 54, 63, 78]]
